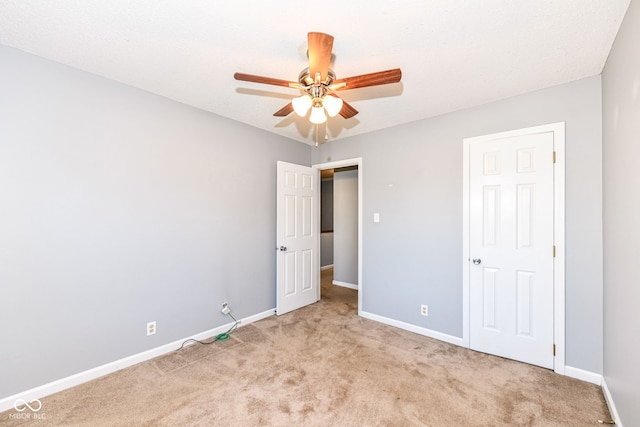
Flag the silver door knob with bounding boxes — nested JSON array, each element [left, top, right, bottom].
[[279, 246, 287, 252], [472, 258, 482, 265]]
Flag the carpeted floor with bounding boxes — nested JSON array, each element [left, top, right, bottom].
[[1, 269, 611, 426]]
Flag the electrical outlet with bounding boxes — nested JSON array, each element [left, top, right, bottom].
[[221, 302, 231, 315], [421, 305, 428, 317], [147, 321, 156, 336]]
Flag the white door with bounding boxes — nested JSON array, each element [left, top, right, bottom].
[[468, 130, 555, 368], [276, 161, 320, 315]]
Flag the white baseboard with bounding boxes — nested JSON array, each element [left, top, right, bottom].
[[332, 280, 358, 290], [0, 308, 275, 413], [238, 308, 275, 325], [564, 365, 602, 385], [321, 264, 334, 270], [601, 377, 623, 427], [359, 310, 465, 347]]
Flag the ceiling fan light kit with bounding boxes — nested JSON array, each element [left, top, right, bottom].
[[234, 32, 402, 129], [322, 95, 343, 117], [310, 105, 327, 124], [292, 95, 312, 116]]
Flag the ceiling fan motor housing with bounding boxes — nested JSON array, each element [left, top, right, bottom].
[[298, 67, 336, 86]]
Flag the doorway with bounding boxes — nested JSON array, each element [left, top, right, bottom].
[[314, 158, 363, 314]]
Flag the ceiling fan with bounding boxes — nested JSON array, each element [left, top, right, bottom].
[[234, 32, 402, 125]]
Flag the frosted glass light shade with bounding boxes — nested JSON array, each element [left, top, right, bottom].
[[323, 95, 343, 117], [309, 106, 327, 124], [292, 95, 312, 116]]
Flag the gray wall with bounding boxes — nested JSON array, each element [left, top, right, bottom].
[[333, 169, 358, 286], [312, 76, 603, 374], [0, 45, 310, 399], [321, 179, 334, 231], [320, 179, 334, 267], [320, 233, 334, 267], [602, 0, 640, 425]]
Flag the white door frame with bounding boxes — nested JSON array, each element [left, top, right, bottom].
[[312, 157, 363, 315], [462, 122, 565, 374]]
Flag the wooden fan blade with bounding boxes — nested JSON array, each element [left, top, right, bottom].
[[339, 100, 359, 119], [308, 32, 334, 81], [234, 72, 295, 88], [332, 68, 402, 90], [274, 102, 294, 117]]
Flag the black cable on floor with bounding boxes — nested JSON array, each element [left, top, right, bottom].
[[177, 313, 239, 351]]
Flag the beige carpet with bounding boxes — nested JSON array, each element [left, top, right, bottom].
[[1, 269, 611, 426]]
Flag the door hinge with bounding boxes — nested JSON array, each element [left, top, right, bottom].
[[553, 245, 556, 257], [553, 344, 556, 356], [553, 151, 556, 164]]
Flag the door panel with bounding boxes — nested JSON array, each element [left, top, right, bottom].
[[482, 267, 499, 330], [483, 186, 501, 247], [284, 252, 296, 296], [516, 270, 534, 336], [276, 161, 319, 315], [469, 132, 554, 369]]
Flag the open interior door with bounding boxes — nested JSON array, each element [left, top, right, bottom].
[[276, 161, 320, 315]]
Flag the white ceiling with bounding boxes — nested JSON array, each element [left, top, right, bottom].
[[0, 1, 631, 144]]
